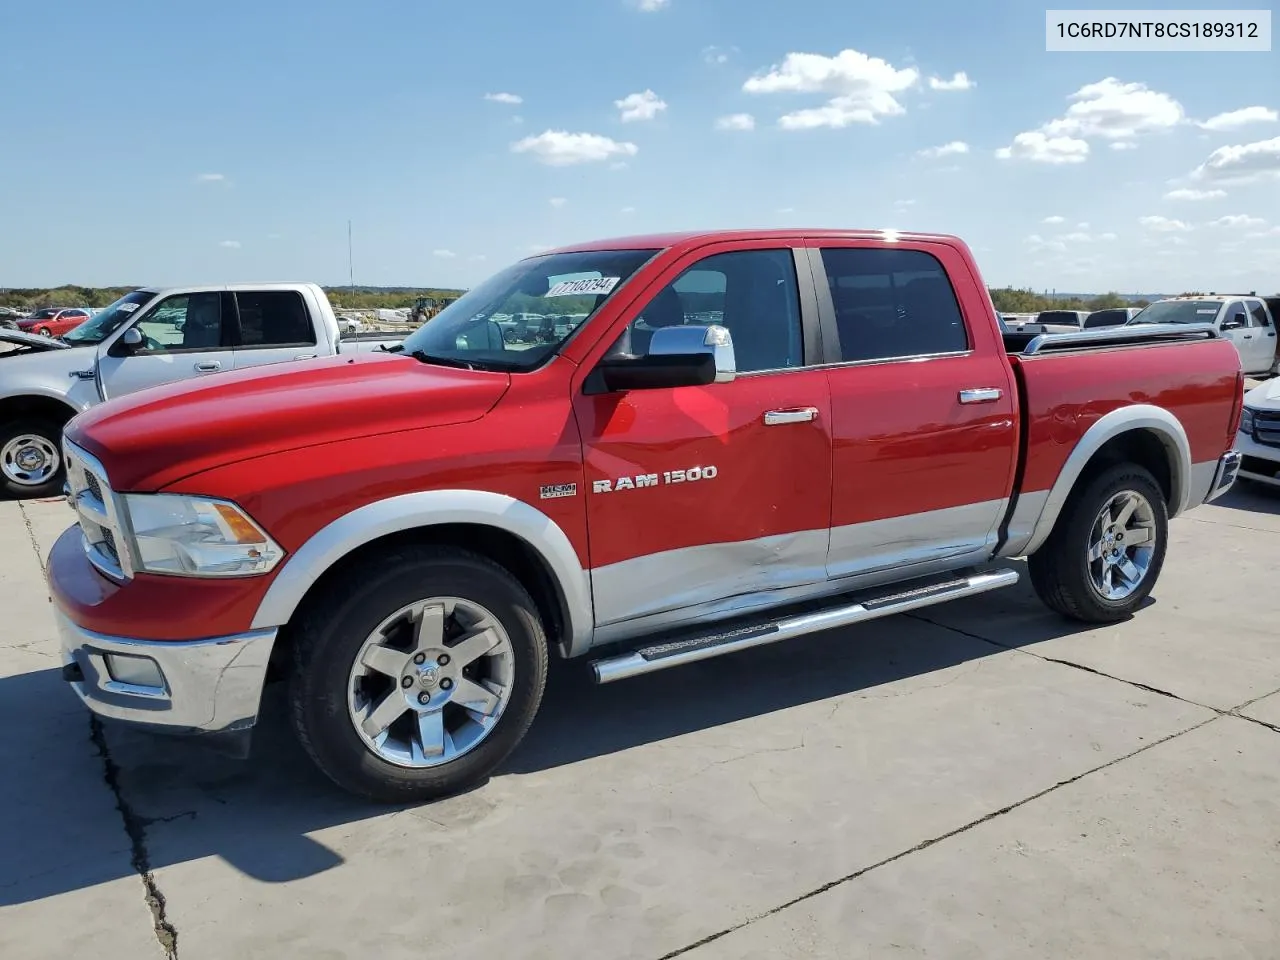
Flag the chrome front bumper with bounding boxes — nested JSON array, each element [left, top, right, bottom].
[[1204, 450, 1242, 503], [57, 610, 277, 736]]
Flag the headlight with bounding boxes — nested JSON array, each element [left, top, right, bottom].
[[122, 494, 283, 577], [1240, 407, 1256, 436]]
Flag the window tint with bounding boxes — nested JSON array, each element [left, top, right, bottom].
[[135, 293, 227, 352], [235, 291, 317, 347], [1248, 300, 1271, 327], [616, 249, 803, 373], [819, 248, 969, 362], [1224, 302, 1249, 328]]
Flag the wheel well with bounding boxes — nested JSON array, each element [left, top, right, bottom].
[[268, 523, 570, 680], [0, 395, 79, 430], [1076, 428, 1175, 506]]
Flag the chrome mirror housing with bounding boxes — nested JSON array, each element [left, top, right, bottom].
[[646, 324, 736, 383]]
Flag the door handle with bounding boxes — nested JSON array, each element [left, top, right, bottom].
[[294, 353, 317, 360], [763, 407, 818, 426], [1243, 334, 1254, 339], [959, 388, 1003, 404], [194, 361, 221, 372]]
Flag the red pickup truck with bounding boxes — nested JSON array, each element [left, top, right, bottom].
[[49, 229, 1244, 802]]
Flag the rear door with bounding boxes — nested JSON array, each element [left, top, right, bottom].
[[96, 291, 236, 400], [807, 240, 1018, 583], [572, 242, 833, 630], [230, 289, 321, 371]]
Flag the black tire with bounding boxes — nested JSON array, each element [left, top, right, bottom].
[[1028, 462, 1169, 623], [289, 545, 548, 803], [0, 419, 67, 499]]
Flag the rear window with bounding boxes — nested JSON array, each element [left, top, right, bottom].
[[1036, 311, 1082, 325]]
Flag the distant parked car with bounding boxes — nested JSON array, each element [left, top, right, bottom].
[[1084, 307, 1142, 329], [1033, 309, 1089, 332], [16, 307, 91, 338]]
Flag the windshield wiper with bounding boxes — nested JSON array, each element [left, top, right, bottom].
[[410, 350, 477, 370]]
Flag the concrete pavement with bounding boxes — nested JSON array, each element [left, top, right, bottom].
[[1, 484, 1278, 959]]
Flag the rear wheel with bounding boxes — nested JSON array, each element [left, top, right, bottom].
[[289, 545, 549, 803], [36, 327, 52, 337], [0, 420, 65, 499], [1028, 463, 1168, 623]]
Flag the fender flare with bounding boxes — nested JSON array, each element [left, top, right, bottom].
[[250, 489, 595, 657], [1019, 404, 1191, 556]]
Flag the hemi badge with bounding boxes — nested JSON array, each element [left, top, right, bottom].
[[539, 483, 578, 500]]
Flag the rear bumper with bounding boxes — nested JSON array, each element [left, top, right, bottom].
[[1203, 449, 1242, 503], [57, 610, 276, 736]]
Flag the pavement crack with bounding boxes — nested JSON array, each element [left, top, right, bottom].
[[16, 499, 45, 573], [655, 716, 1218, 960], [89, 716, 179, 959]]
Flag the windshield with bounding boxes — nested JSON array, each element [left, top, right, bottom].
[[398, 248, 659, 371], [1128, 300, 1222, 325], [61, 290, 157, 345]]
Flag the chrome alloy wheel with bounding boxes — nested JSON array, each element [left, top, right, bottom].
[[1087, 490, 1157, 601], [1, 434, 60, 487], [347, 597, 515, 768]]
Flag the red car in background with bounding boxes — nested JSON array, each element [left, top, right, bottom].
[[17, 307, 91, 337]]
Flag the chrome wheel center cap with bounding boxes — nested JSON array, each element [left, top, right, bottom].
[[418, 666, 439, 689], [17, 448, 41, 469]]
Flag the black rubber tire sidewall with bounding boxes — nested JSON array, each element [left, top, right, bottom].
[[1029, 463, 1169, 623], [289, 546, 548, 803], [0, 419, 66, 499]]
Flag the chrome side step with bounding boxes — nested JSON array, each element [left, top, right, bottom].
[[589, 568, 1019, 684]]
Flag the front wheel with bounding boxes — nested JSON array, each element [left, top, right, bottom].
[[289, 545, 549, 803], [0, 420, 66, 499], [1028, 463, 1169, 623]]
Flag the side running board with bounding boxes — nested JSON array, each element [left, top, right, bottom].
[[589, 567, 1019, 684]]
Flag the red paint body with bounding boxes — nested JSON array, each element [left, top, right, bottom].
[[53, 229, 1243, 642], [18, 308, 90, 337]]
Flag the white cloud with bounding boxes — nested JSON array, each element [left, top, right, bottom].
[[549, 197, 567, 208], [1139, 215, 1192, 232], [1110, 141, 1138, 150], [620, 206, 636, 214], [1060, 232, 1092, 243], [928, 72, 973, 91], [743, 48, 919, 129], [609, 160, 629, 170], [1210, 214, 1266, 228], [1077, 222, 1089, 228], [1164, 188, 1226, 201], [196, 173, 226, 182], [484, 92, 522, 105], [218, 240, 240, 248], [996, 131, 1089, 164], [1198, 106, 1278, 131], [1042, 216, 1066, 224], [777, 207, 795, 213], [916, 140, 969, 158], [615, 89, 668, 122], [1191, 136, 1280, 185], [702, 45, 736, 65], [1099, 232, 1118, 241], [433, 249, 456, 258], [1042, 78, 1184, 140], [512, 130, 639, 166], [637, 0, 669, 9], [894, 199, 916, 208], [715, 113, 755, 131]]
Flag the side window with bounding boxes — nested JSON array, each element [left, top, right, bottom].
[[1248, 300, 1270, 327], [235, 291, 317, 348], [819, 248, 969, 362], [1224, 301, 1249, 329], [134, 293, 227, 353], [615, 249, 803, 374]]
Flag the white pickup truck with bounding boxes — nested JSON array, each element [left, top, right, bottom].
[[0, 282, 400, 498]]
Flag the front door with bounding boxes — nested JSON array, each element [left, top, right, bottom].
[[230, 289, 321, 371], [1243, 298, 1276, 375], [572, 244, 833, 631], [809, 241, 1019, 582], [96, 291, 234, 400]]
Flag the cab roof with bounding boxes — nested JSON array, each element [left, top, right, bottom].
[[540, 228, 966, 256]]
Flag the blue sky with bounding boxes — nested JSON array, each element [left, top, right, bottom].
[[2, 0, 1277, 293]]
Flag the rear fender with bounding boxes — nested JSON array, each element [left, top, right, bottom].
[[1008, 404, 1191, 557]]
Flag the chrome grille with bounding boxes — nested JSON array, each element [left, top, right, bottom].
[[1253, 410, 1280, 449], [63, 441, 132, 582]]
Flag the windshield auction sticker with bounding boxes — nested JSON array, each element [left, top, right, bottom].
[[546, 277, 620, 297]]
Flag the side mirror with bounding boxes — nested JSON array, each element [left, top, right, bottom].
[[1222, 316, 1245, 331], [589, 324, 736, 393], [108, 327, 145, 357], [455, 319, 505, 351]]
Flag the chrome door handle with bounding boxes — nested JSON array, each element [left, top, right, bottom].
[[763, 407, 818, 425], [194, 361, 221, 372], [294, 353, 317, 360], [959, 388, 1002, 404]]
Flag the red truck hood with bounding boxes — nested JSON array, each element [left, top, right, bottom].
[[65, 352, 511, 490]]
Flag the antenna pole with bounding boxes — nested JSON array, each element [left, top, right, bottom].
[[348, 220, 354, 291]]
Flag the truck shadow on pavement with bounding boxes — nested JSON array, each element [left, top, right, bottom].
[[1, 557, 1115, 906]]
